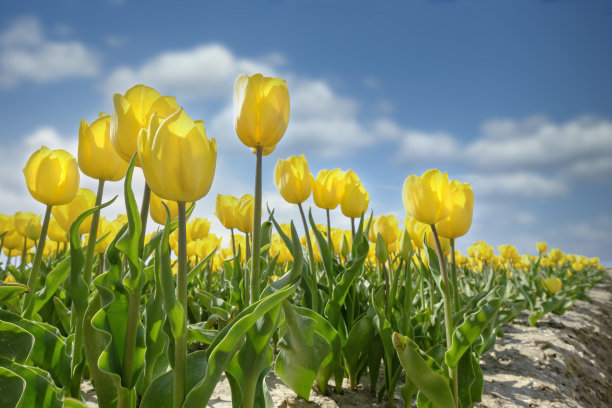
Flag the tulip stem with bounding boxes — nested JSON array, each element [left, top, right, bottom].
[[351, 217, 356, 238], [174, 201, 188, 408], [23, 205, 51, 318], [298, 202, 318, 312], [83, 179, 105, 289], [326, 209, 333, 256], [430, 224, 459, 408], [250, 146, 263, 304], [139, 183, 151, 256], [450, 239, 459, 310]]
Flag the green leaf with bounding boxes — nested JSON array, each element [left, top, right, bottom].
[[445, 297, 502, 369], [0, 366, 24, 408], [0, 321, 33, 363], [0, 283, 29, 304], [29, 257, 71, 316], [308, 209, 334, 285], [344, 313, 375, 388], [392, 332, 454, 408], [0, 356, 63, 408], [62, 398, 90, 408]]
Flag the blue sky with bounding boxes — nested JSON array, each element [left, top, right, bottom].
[[1, 0, 611, 264]]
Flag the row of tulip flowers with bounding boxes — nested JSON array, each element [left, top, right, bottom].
[[0, 74, 608, 408]]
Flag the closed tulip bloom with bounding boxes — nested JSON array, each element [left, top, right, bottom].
[[341, 181, 369, 218], [0, 214, 12, 234], [234, 73, 290, 149], [541, 277, 562, 295], [196, 234, 221, 258], [15, 212, 41, 241], [435, 180, 473, 239], [139, 109, 217, 202], [373, 215, 400, 250], [537, 242, 548, 254], [367, 216, 380, 243], [234, 194, 254, 234], [402, 169, 452, 225], [188, 218, 211, 241], [85, 217, 119, 254], [47, 217, 68, 243], [79, 114, 129, 181], [274, 155, 313, 204], [111, 84, 179, 165], [52, 188, 96, 235], [215, 194, 237, 230], [3, 230, 24, 251], [149, 190, 186, 225], [23, 146, 80, 206], [312, 168, 344, 210], [404, 216, 428, 249]]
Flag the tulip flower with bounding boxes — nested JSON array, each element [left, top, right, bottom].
[[52, 188, 96, 236], [274, 155, 313, 205], [435, 180, 474, 240], [234, 73, 290, 149], [149, 190, 183, 225], [47, 217, 68, 243], [341, 180, 369, 220], [188, 218, 211, 241], [313, 168, 345, 211], [234, 194, 254, 234], [215, 194, 238, 230], [15, 212, 41, 241], [402, 169, 452, 226], [23, 146, 80, 207], [79, 114, 129, 181], [537, 242, 548, 255], [234, 73, 290, 306], [372, 215, 400, 252], [541, 277, 562, 295], [138, 109, 217, 203]]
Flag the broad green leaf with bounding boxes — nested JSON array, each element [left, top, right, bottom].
[[0, 283, 29, 304], [308, 209, 334, 285], [393, 332, 454, 408], [445, 297, 502, 369], [0, 321, 33, 363], [344, 313, 374, 388], [0, 366, 24, 408], [29, 257, 70, 316], [0, 356, 63, 408]]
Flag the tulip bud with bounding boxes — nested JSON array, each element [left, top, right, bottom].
[[375, 233, 389, 264], [536, 242, 548, 254], [398, 230, 413, 261], [234, 194, 254, 234], [339, 233, 350, 259], [78, 115, 128, 181], [402, 169, 452, 225], [274, 155, 313, 204], [23, 146, 79, 206], [215, 194, 238, 230]]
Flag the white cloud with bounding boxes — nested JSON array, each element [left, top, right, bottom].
[[462, 172, 568, 198], [395, 129, 460, 162], [466, 115, 612, 176], [103, 44, 278, 100], [0, 17, 100, 88]]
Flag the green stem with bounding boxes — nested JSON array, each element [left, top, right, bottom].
[[23, 205, 51, 318], [326, 209, 333, 256], [122, 291, 141, 390], [350, 217, 356, 238], [83, 179, 105, 289], [138, 183, 151, 256], [450, 239, 459, 311], [298, 202, 318, 312], [430, 224, 459, 408], [404, 260, 412, 333], [174, 201, 188, 408], [388, 257, 402, 311], [250, 146, 263, 304], [20, 237, 27, 273]]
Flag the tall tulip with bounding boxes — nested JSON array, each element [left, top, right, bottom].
[[149, 190, 183, 226], [341, 179, 369, 235], [22, 146, 79, 318], [234, 73, 290, 306], [52, 188, 96, 235], [234, 194, 254, 235], [313, 168, 345, 251], [138, 107, 216, 408]]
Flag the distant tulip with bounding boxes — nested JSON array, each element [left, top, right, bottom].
[[188, 218, 211, 241], [234, 194, 254, 234], [215, 194, 238, 230], [15, 212, 41, 241], [537, 242, 548, 254], [274, 155, 313, 204], [23, 146, 79, 206], [372, 215, 400, 250], [79, 114, 129, 181], [402, 169, 452, 225], [234, 73, 290, 149], [404, 216, 428, 249], [111, 84, 179, 165], [149, 190, 185, 225], [52, 188, 96, 235], [435, 180, 474, 239], [541, 277, 562, 294], [138, 109, 217, 203], [312, 169, 344, 210], [0, 214, 12, 234], [3, 230, 24, 251], [47, 217, 68, 243]]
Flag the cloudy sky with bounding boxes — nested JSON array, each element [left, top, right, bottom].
[[1, 0, 611, 265]]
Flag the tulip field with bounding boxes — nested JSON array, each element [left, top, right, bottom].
[[0, 77, 609, 408]]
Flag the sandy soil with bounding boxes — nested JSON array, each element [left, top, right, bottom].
[[83, 278, 612, 407]]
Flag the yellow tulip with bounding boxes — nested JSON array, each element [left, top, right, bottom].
[[4, 273, 16, 283], [234, 194, 254, 234], [52, 188, 96, 235], [269, 241, 293, 264], [402, 169, 452, 225], [85, 217, 122, 255], [196, 234, 221, 259], [331, 229, 352, 256], [274, 154, 313, 204], [340, 180, 369, 218], [215, 194, 238, 230], [372, 215, 400, 250], [251, 144, 277, 156], [498, 244, 520, 262], [0, 214, 12, 234], [234, 73, 290, 149], [312, 169, 344, 210], [404, 216, 428, 249], [138, 109, 217, 203], [47, 217, 68, 243], [541, 277, 562, 295], [3, 230, 25, 251], [23, 146, 79, 206], [15, 212, 41, 241], [78, 114, 129, 181], [111, 84, 179, 165], [149, 190, 187, 226], [435, 180, 474, 239], [188, 218, 211, 241], [536, 242, 548, 254]]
